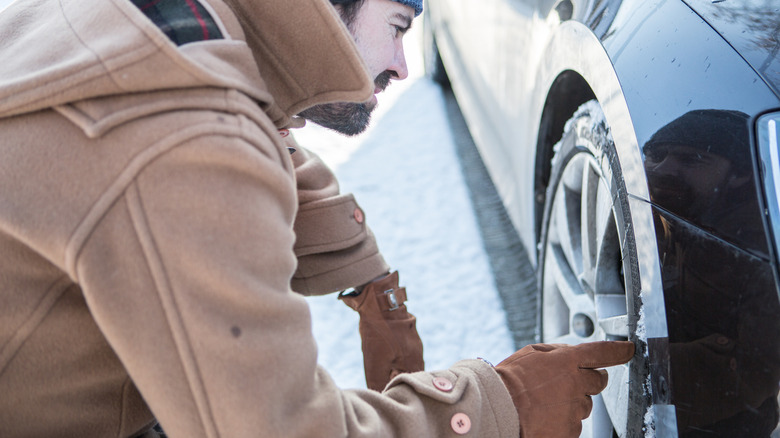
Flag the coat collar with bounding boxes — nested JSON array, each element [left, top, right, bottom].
[[219, 0, 375, 119]]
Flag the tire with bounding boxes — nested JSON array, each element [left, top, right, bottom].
[[537, 100, 649, 437], [422, 2, 449, 87]]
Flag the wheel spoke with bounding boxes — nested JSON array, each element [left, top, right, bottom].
[[581, 160, 624, 297], [549, 243, 590, 313], [552, 182, 583, 277], [581, 394, 615, 438], [594, 180, 624, 296], [601, 362, 631, 438], [554, 154, 588, 278], [598, 315, 629, 337], [595, 293, 628, 318]]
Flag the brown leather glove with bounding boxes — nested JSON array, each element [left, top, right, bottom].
[[495, 341, 635, 438], [339, 271, 424, 391]]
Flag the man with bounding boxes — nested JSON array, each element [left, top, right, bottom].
[[0, 0, 633, 437]]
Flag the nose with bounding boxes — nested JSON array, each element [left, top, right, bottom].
[[389, 39, 409, 80]]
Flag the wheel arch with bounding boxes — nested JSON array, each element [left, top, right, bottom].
[[532, 21, 651, 246]]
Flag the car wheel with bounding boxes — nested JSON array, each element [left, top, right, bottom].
[[422, 3, 449, 86], [538, 100, 648, 437]]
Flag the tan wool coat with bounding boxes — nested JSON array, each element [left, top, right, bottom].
[[0, 0, 520, 436]]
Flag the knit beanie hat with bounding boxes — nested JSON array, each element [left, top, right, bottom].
[[392, 0, 422, 16], [331, 0, 422, 17]]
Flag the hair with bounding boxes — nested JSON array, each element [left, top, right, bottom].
[[329, 0, 366, 29]]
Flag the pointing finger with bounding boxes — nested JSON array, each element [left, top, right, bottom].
[[574, 341, 635, 369]]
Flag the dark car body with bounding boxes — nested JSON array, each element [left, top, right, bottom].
[[424, 0, 780, 436]]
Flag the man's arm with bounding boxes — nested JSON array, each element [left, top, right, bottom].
[[76, 130, 519, 437], [288, 134, 424, 390], [289, 137, 391, 295]]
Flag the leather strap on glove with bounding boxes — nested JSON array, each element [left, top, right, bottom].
[[339, 271, 424, 391], [495, 341, 635, 438]]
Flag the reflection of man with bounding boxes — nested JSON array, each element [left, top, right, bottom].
[[645, 110, 749, 216], [646, 142, 733, 217], [644, 110, 762, 247], [0, 0, 633, 436], [645, 110, 780, 436]]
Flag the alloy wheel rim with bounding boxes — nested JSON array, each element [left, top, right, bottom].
[[542, 151, 632, 437]]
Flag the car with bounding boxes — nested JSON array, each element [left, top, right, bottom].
[[422, 0, 780, 436]]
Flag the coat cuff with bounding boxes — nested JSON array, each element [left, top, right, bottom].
[[384, 359, 520, 437], [293, 193, 366, 257], [291, 226, 390, 296]]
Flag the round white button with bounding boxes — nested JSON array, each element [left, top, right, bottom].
[[451, 413, 471, 435], [432, 376, 454, 392]]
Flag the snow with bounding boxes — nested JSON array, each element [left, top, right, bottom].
[[294, 26, 516, 389]]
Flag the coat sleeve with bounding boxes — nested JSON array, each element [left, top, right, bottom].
[[73, 130, 518, 438], [289, 135, 390, 295]]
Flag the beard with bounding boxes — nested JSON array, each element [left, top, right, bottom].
[[298, 70, 392, 136], [298, 101, 372, 137]]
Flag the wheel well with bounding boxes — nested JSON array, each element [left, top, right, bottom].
[[533, 71, 595, 245]]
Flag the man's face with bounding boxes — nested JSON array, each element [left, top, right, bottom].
[[299, 0, 414, 136], [645, 144, 733, 218]]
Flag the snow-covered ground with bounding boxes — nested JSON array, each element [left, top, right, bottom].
[[295, 25, 516, 389]]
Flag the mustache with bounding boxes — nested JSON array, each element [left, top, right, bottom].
[[374, 71, 392, 92]]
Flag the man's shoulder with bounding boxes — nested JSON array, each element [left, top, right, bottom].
[[57, 87, 272, 141]]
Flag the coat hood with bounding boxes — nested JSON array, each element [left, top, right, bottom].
[[0, 0, 374, 127]]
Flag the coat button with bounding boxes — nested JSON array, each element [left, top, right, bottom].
[[353, 208, 364, 224], [716, 336, 729, 346], [433, 376, 453, 392], [450, 413, 471, 435]]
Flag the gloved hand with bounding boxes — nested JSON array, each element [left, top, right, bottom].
[[495, 341, 635, 438], [339, 271, 424, 391]]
